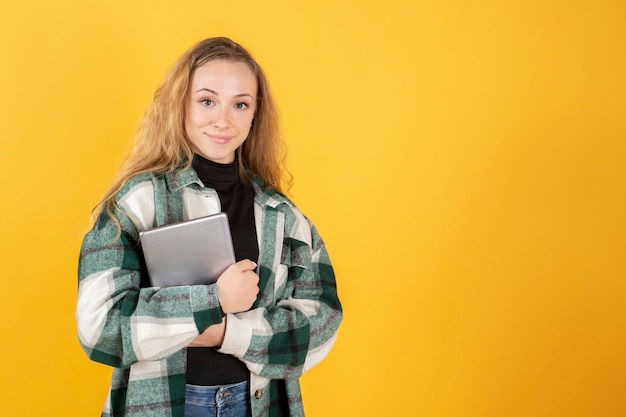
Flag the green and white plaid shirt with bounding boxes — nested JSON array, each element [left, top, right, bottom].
[[77, 168, 342, 417]]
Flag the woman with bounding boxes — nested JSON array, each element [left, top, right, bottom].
[[76, 37, 342, 417]]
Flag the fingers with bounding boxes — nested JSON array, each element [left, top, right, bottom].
[[216, 259, 260, 314], [234, 259, 257, 272]]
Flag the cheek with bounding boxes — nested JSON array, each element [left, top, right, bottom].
[[183, 103, 195, 130], [234, 114, 254, 133], [241, 123, 254, 140], [186, 109, 205, 128]]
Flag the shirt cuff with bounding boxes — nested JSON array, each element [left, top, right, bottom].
[[189, 284, 223, 332], [217, 313, 253, 358]]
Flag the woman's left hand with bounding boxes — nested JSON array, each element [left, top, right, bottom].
[[188, 318, 227, 347]]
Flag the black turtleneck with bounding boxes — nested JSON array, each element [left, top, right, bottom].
[[186, 154, 259, 386], [192, 154, 259, 264]]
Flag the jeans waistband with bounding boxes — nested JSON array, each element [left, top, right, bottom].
[[185, 380, 249, 407]]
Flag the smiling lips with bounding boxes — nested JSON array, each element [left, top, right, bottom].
[[205, 133, 233, 144]]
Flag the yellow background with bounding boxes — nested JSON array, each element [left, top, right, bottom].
[[1, 1, 625, 416]]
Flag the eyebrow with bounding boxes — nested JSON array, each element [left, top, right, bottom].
[[193, 88, 253, 98]]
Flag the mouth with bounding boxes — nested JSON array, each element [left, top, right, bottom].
[[205, 133, 233, 144]]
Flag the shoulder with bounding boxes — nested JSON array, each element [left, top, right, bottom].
[[114, 168, 196, 204], [111, 173, 166, 233], [251, 177, 317, 242], [114, 172, 160, 203], [251, 176, 297, 210], [111, 168, 200, 232]]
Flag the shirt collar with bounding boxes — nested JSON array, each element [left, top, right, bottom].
[[251, 176, 294, 209], [165, 168, 295, 210], [165, 167, 203, 191]]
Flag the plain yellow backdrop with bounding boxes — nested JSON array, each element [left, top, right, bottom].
[[1, 1, 625, 416]]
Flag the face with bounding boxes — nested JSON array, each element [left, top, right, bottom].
[[185, 59, 258, 164]]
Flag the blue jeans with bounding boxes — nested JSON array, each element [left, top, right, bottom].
[[185, 381, 251, 417]]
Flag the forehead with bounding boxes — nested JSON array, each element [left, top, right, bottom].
[[190, 59, 258, 93]]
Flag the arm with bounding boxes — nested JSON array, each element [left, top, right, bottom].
[[187, 260, 259, 347], [76, 207, 224, 368], [217, 210, 343, 379]]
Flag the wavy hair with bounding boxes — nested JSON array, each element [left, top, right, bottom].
[[94, 37, 290, 226]]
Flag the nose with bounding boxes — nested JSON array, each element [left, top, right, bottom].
[[213, 106, 230, 129]]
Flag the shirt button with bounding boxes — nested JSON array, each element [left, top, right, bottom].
[[255, 389, 263, 399]]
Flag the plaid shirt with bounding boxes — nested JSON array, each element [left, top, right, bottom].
[[77, 168, 342, 417]]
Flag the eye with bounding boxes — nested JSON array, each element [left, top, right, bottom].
[[234, 102, 249, 110], [200, 99, 214, 106]]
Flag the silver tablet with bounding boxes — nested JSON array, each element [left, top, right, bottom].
[[139, 212, 236, 287]]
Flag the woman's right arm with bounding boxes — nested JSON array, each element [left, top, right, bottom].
[[76, 208, 224, 368]]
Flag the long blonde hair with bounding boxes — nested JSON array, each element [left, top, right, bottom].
[[95, 37, 290, 225]]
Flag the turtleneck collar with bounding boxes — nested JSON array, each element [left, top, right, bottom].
[[192, 154, 239, 185]]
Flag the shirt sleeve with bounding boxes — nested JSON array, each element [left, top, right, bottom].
[[76, 205, 224, 369], [218, 208, 343, 379]]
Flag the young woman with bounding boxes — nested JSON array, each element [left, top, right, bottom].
[[76, 37, 342, 417]]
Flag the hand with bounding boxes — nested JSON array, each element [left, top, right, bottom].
[[188, 319, 226, 347], [216, 259, 259, 314]]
